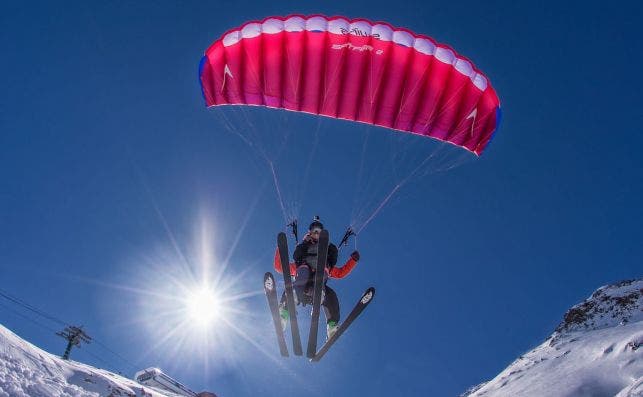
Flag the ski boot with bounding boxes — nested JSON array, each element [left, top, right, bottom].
[[279, 294, 299, 332], [279, 306, 289, 332], [326, 320, 338, 340]]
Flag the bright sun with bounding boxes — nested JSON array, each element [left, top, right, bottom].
[[185, 286, 221, 328]]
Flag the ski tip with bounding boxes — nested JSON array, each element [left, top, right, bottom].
[[264, 272, 275, 291], [361, 287, 375, 304]]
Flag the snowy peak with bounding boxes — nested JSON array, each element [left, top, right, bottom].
[[552, 279, 643, 342], [463, 278, 643, 397], [0, 323, 175, 397]]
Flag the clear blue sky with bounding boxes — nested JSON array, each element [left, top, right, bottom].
[[1, 1, 642, 396]]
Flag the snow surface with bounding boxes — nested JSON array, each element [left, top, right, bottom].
[[0, 324, 179, 397], [463, 278, 643, 397]]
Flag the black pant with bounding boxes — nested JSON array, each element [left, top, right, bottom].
[[280, 265, 340, 323], [321, 285, 340, 324]]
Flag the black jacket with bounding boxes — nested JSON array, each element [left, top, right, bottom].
[[293, 240, 338, 268]]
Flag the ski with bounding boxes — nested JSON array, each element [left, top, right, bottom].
[[277, 232, 303, 356], [310, 287, 375, 362], [263, 272, 289, 356], [306, 229, 329, 358]]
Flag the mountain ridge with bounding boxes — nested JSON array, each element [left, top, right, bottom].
[[463, 278, 643, 397]]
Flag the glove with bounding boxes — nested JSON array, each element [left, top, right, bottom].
[[350, 250, 360, 261]]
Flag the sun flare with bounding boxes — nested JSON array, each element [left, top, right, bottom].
[[110, 212, 278, 372], [185, 286, 221, 328]]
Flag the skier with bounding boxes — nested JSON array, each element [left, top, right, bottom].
[[274, 217, 360, 339]]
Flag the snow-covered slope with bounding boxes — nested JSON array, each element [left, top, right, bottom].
[[463, 278, 643, 397], [0, 323, 178, 397]]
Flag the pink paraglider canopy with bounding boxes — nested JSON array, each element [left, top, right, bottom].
[[199, 15, 500, 155]]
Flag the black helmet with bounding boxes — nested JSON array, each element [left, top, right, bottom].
[[308, 216, 324, 231]]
